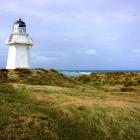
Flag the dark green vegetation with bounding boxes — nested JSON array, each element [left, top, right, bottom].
[[0, 69, 140, 140]]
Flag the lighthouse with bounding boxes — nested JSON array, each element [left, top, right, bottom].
[[5, 18, 33, 69]]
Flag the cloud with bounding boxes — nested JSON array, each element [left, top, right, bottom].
[[31, 55, 59, 63], [38, 56, 59, 62], [0, 0, 140, 70], [132, 49, 140, 54], [31, 51, 67, 64], [75, 49, 97, 56], [85, 49, 97, 55]]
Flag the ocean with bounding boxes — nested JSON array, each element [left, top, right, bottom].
[[59, 70, 140, 76]]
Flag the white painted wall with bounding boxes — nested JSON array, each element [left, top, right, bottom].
[[16, 46, 30, 68], [6, 46, 16, 69], [6, 46, 31, 69]]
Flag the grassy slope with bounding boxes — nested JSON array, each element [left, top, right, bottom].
[[0, 69, 77, 87], [0, 70, 140, 140]]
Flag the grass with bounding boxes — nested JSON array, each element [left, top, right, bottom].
[[0, 69, 77, 87], [0, 69, 140, 140]]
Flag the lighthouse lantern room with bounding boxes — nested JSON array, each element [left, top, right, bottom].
[[5, 18, 33, 69]]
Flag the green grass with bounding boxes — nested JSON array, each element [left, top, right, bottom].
[[0, 70, 140, 140]]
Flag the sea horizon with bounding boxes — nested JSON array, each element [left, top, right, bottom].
[[58, 69, 140, 76]]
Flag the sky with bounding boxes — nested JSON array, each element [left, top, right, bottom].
[[0, 0, 140, 70]]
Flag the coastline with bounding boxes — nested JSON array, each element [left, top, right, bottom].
[[59, 70, 140, 76]]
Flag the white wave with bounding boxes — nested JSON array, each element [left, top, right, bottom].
[[59, 71, 92, 76]]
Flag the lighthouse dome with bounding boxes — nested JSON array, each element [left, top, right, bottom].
[[14, 18, 26, 27]]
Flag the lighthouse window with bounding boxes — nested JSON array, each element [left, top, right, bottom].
[[18, 28, 22, 32], [8, 34, 13, 42], [18, 27, 26, 33]]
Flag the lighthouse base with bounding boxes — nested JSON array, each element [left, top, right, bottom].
[[6, 45, 31, 69]]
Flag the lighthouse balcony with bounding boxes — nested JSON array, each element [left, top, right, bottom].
[[5, 40, 33, 46], [5, 35, 33, 46]]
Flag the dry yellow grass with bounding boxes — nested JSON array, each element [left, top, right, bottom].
[[0, 70, 140, 140]]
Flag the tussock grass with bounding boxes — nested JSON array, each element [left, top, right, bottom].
[[0, 69, 77, 87], [0, 70, 140, 140]]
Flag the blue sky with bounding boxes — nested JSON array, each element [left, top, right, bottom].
[[0, 0, 140, 70]]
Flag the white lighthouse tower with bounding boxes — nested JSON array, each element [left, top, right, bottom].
[[5, 18, 33, 69]]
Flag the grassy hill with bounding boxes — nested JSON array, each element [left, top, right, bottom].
[[0, 69, 77, 87], [0, 69, 140, 140]]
